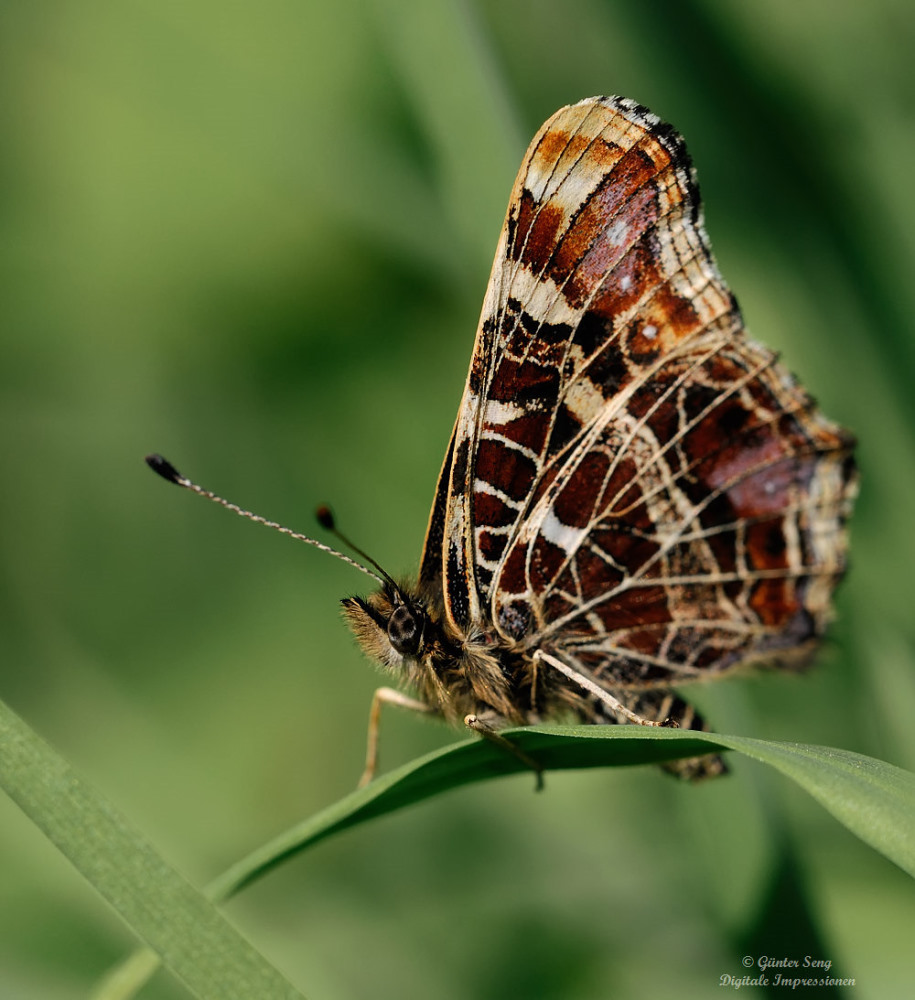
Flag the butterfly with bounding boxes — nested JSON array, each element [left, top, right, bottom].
[[338, 96, 856, 783], [148, 96, 856, 787]]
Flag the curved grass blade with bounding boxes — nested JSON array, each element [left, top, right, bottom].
[[0, 698, 308, 1000], [94, 725, 915, 999], [211, 727, 915, 901], [95, 726, 719, 999], [696, 731, 915, 878]]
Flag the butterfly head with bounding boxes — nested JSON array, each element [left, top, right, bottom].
[[341, 586, 429, 669]]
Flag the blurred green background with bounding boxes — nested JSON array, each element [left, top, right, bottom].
[[2, 1, 914, 997]]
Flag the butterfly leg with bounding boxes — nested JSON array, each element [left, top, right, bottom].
[[535, 651, 727, 779], [533, 650, 667, 726], [359, 686, 439, 788], [464, 715, 545, 791]]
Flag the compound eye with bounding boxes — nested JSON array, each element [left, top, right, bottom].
[[387, 603, 424, 656]]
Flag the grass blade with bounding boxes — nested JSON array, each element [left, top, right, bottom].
[[0, 698, 308, 1000], [91, 724, 915, 998], [212, 726, 915, 899]]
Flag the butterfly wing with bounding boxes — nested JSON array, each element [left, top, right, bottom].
[[422, 96, 666, 627], [421, 96, 855, 688]]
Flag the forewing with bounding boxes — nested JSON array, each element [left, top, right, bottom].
[[422, 96, 699, 630]]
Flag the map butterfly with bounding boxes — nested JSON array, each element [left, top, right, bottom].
[[149, 96, 857, 784]]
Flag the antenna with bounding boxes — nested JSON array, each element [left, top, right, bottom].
[[315, 505, 402, 592], [144, 454, 385, 587]]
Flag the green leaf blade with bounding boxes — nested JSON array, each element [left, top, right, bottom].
[[92, 724, 915, 999], [215, 726, 915, 902], [0, 698, 308, 1000], [700, 733, 915, 878]]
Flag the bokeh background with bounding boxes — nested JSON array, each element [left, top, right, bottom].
[[2, 1, 914, 997]]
